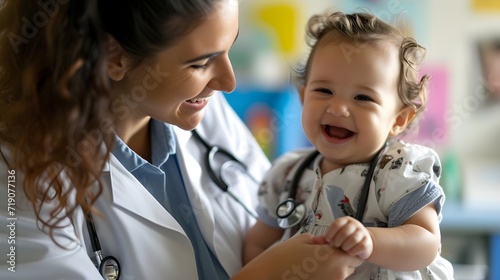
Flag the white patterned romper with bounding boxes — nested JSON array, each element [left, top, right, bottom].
[[256, 141, 454, 280]]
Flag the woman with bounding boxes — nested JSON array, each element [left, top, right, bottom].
[[0, 0, 361, 279]]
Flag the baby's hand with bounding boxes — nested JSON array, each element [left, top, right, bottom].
[[321, 216, 373, 260]]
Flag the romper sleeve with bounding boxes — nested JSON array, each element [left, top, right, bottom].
[[255, 150, 312, 228], [374, 141, 445, 228]]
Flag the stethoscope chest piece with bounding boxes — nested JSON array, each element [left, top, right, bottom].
[[276, 198, 307, 228], [99, 255, 121, 280]]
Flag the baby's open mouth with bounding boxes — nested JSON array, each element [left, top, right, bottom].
[[323, 125, 355, 139]]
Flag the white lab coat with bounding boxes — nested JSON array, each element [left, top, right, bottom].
[[0, 92, 270, 280]]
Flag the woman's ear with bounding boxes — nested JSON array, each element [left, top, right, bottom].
[[390, 106, 416, 136], [107, 36, 130, 81]]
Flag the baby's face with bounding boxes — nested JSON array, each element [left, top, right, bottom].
[[300, 37, 410, 172]]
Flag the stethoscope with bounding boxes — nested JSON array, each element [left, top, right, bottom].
[[276, 143, 387, 229], [191, 129, 259, 219], [86, 212, 121, 280]]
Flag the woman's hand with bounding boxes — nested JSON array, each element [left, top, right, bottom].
[[233, 233, 362, 280]]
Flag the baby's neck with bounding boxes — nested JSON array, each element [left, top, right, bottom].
[[319, 158, 346, 174]]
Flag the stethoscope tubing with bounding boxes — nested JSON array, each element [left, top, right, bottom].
[[86, 212, 104, 267], [192, 129, 259, 218], [355, 144, 386, 221], [86, 212, 121, 280], [287, 150, 320, 202]]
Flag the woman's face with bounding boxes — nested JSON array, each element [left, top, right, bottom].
[[111, 0, 238, 131]]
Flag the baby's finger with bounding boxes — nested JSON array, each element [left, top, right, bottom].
[[347, 238, 373, 260], [325, 219, 346, 243], [324, 217, 351, 242], [329, 221, 358, 247], [339, 229, 366, 252]]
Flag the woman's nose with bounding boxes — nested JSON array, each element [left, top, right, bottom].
[[208, 55, 236, 93]]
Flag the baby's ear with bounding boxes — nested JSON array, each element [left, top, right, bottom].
[[299, 84, 305, 104], [390, 106, 416, 136], [107, 36, 132, 81]]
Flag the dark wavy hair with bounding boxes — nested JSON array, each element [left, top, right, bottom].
[[0, 0, 221, 245], [294, 11, 430, 125]]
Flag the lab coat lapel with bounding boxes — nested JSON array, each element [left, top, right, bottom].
[[175, 128, 242, 276], [104, 154, 186, 235], [174, 129, 217, 245]]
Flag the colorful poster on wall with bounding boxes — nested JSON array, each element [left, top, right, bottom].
[[224, 86, 310, 160], [472, 0, 500, 13], [230, 0, 335, 89], [402, 65, 449, 152], [230, 0, 308, 89]]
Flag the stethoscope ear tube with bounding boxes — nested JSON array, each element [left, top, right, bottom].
[[354, 142, 387, 221], [287, 150, 320, 200]]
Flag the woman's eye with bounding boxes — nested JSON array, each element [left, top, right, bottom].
[[191, 63, 209, 69], [354, 95, 374, 102], [190, 59, 211, 69], [314, 88, 333, 94]]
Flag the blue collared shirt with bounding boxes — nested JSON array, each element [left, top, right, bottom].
[[112, 119, 229, 280]]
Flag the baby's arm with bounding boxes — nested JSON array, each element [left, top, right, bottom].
[[366, 203, 441, 271], [313, 203, 440, 271], [242, 220, 284, 264]]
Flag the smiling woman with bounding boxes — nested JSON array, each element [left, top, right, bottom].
[[0, 1, 363, 279]]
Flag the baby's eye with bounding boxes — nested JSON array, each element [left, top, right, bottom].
[[354, 94, 374, 102], [314, 88, 333, 94]]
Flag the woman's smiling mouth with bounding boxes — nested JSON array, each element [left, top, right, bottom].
[[186, 97, 208, 103]]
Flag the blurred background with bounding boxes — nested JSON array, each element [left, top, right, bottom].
[[225, 0, 500, 279]]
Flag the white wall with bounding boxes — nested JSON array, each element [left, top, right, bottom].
[[426, 1, 500, 143]]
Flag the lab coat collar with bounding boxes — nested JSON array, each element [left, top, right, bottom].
[[103, 154, 186, 235]]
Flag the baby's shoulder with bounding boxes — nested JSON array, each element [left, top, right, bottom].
[[378, 141, 440, 169], [375, 141, 442, 189]]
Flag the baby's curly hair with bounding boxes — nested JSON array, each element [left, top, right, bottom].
[[294, 11, 430, 124]]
